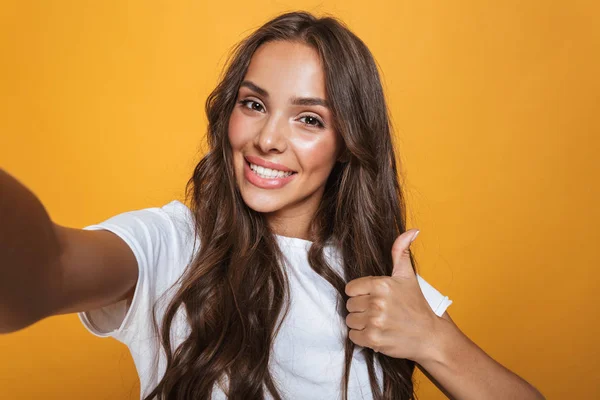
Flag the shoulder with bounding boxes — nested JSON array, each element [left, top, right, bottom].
[[160, 200, 198, 266], [83, 199, 198, 280], [161, 200, 194, 225]]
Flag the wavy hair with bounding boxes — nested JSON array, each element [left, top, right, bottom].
[[144, 10, 418, 400]]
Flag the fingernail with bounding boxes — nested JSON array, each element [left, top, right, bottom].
[[410, 230, 420, 243]]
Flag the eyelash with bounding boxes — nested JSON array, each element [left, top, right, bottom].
[[238, 99, 326, 129]]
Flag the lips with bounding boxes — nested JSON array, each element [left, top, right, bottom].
[[244, 155, 296, 173], [243, 158, 297, 189]]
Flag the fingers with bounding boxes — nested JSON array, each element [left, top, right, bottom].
[[345, 276, 374, 297], [345, 310, 366, 330], [346, 294, 369, 312]]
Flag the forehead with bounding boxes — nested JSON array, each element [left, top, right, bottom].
[[243, 41, 326, 99]]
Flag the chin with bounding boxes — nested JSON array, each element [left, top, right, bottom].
[[236, 187, 280, 212], [242, 197, 284, 214]]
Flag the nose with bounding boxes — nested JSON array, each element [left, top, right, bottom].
[[254, 112, 288, 154]]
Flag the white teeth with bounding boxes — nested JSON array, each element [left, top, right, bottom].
[[249, 163, 294, 179]]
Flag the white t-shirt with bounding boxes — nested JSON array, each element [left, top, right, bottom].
[[78, 200, 453, 399]]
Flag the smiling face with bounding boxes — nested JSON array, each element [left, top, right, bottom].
[[228, 40, 344, 238]]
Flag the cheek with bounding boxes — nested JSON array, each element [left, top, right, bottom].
[[228, 109, 251, 149], [294, 135, 339, 174]]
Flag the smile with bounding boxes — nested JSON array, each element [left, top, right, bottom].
[[244, 160, 297, 189], [249, 162, 295, 178]]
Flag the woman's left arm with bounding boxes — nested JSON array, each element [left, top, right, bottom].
[[344, 230, 545, 400], [416, 311, 545, 400]]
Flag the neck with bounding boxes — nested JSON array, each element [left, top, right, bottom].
[[265, 187, 324, 241], [267, 210, 314, 241], [270, 220, 312, 241]]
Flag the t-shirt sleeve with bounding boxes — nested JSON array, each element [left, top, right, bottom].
[[77, 200, 196, 343], [415, 274, 453, 317]]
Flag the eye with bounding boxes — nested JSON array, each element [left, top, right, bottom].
[[299, 115, 325, 129], [238, 99, 265, 113]]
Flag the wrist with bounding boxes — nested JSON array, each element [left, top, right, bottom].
[[416, 315, 465, 370]]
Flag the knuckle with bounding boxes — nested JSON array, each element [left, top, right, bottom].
[[365, 329, 381, 346], [368, 316, 384, 329], [369, 298, 386, 312], [373, 278, 391, 294]]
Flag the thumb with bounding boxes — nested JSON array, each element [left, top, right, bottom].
[[391, 229, 419, 278]]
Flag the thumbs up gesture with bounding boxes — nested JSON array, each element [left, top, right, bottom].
[[344, 229, 441, 362]]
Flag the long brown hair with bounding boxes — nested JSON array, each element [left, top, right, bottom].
[[144, 10, 418, 400]]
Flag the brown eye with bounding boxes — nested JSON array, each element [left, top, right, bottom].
[[239, 99, 265, 113], [299, 115, 325, 128]]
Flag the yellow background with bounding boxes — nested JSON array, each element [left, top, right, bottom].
[[1, 1, 598, 398]]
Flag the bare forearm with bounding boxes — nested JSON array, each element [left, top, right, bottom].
[[0, 169, 63, 333], [418, 319, 545, 400]]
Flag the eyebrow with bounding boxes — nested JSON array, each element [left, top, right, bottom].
[[240, 80, 329, 109]]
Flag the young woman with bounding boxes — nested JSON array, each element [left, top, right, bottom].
[[0, 11, 544, 400]]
